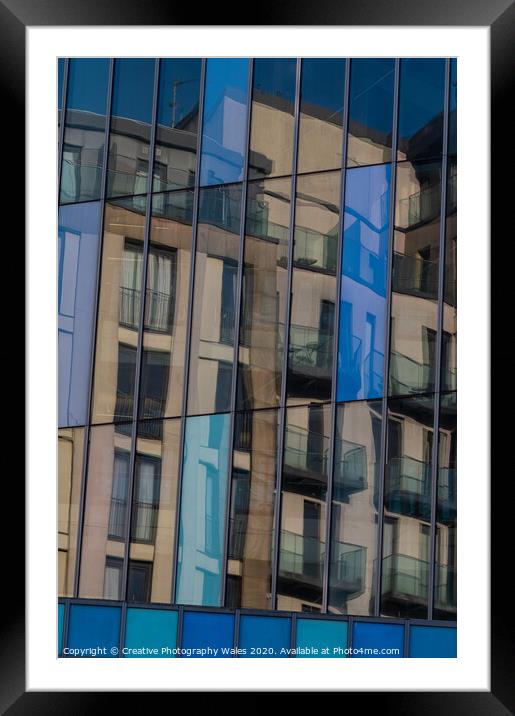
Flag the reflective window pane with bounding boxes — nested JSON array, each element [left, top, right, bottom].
[[347, 58, 395, 168], [154, 59, 201, 192], [397, 58, 446, 162], [389, 160, 442, 396], [337, 163, 391, 402], [448, 59, 457, 157], [248, 58, 297, 181], [297, 58, 346, 174], [434, 392, 456, 620], [381, 395, 435, 619], [58, 427, 85, 596], [328, 400, 382, 615], [226, 409, 279, 609], [442, 158, 457, 391], [91, 197, 147, 424], [60, 59, 110, 204], [127, 418, 181, 604], [236, 177, 291, 411], [107, 59, 156, 198], [187, 184, 242, 416], [277, 404, 331, 611], [79, 423, 132, 599], [58, 201, 102, 427], [199, 58, 250, 187], [175, 413, 231, 606], [139, 190, 194, 420], [287, 171, 340, 405]]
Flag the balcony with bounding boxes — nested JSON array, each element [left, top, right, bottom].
[[119, 286, 173, 333], [288, 325, 333, 379], [278, 531, 365, 599], [385, 456, 431, 518], [437, 467, 457, 522], [294, 227, 337, 273], [333, 442, 368, 499], [381, 553, 429, 604], [340, 334, 383, 398], [392, 252, 438, 299], [389, 351, 433, 395]]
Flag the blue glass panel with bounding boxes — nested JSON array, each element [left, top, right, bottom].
[[58, 201, 102, 427], [154, 59, 202, 191], [296, 618, 348, 658], [124, 609, 178, 658], [58, 604, 65, 656], [347, 58, 395, 167], [60, 59, 110, 203], [58, 59, 65, 110], [67, 605, 121, 657], [352, 621, 404, 658], [66, 59, 110, 115], [175, 413, 231, 606], [448, 59, 457, 156], [107, 59, 155, 198], [200, 58, 250, 186], [398, 58, 446, 162], [337, 163, 391, 402], [111, 58, 155, 123], [409, 626, 457, 657], [181, 612, 234, 657], [239, 616, 291, 658]]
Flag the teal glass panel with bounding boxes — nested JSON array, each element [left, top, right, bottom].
[[352, 621, 404, 658], [175, 413, 231, 606], [239, 616, 291, 658], [124, 609, 178, 658], [409, 625, 457, 657], [296, 618, 348, 658], [200, 58, 250, 186]]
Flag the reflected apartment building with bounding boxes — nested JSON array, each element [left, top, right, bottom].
[[58, 57, 457, 657]]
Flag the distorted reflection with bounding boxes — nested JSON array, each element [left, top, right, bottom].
[[328, 400, 382, 616], [236, 177, 291, 411], [287, 171, 340, 404], [91, 197, 147, 424], [138, 190, 194, 420], [226, 409, 279, 609], [381, 395, 435, 619], [277, 403, 331, 612], [187, 184, 242, 416], [58, 427, 84, 596], [389, 160, 442, 396]]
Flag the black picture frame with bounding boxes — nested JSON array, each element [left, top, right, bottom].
[[7, 0, 512, 708]]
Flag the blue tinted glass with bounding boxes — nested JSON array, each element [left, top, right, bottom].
[[448, 59, 457, 156], [352, 621, 404, 658], [337, 163, 391, 402], [348, 58, 395, 167], [297, 58, 346, 173], [154, 59, 202, 191], [239, 616, 291, 658], [175, 413, 231, 606], [60, 60, 110, 203], [398, 59, 446, 162], [181, 612, 234, 657], [296, 618, 348, 658], [58, 201, 102, 427], [111, 58, 155, 123], [58, 59, 65, 110], [200, 58, 250, 186], [409, 626, 456, 657], [124, 609, 178, 658], [66, 58, 110, 114], [67, 605, 121, 657], [58, 604, 65, 656], [249, 58, 297, 180]]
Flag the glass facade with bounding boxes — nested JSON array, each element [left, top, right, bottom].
[[58, 58, 457, 656]]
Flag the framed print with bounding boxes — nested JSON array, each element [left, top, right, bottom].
[[8, 0, 512, 706]]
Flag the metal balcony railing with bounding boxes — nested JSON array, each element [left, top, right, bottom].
[[283, 425, 329, 475], [289, 325, 333, 373], [381, 553, 429, 600], [119, 286, 173, 332]]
